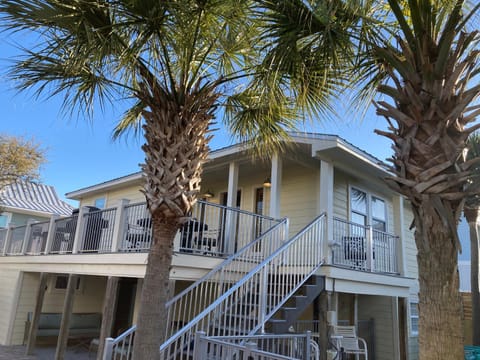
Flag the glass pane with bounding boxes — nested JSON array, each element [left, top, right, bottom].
[[351, 212, 367, 226], [372, 197, 386, 221], [94, 197, 106, 209], [351, 188, 367, 214], [373, 219, 386, 232], [0, 215, 8, 228]]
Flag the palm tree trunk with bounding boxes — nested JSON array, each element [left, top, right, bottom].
[[465, 207, 480, 345], [132, 87, 218, 359], [133, 218, 178, 360], [414, 201, 464, 359]]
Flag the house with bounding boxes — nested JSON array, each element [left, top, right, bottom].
[[0, 133, 419, 359], [0, 181, 73, 227]]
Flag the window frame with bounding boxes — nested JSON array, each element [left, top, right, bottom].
[[349, 186, 388, 231], [409, 301, 419, 336]]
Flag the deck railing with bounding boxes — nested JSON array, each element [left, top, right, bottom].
[[79, 207, 117, 253], [50, 215, 78, 254], [331, 217, 399, 274], [25, 221, 50, 255], [7, 225, 27, 255], [194, 331, 319, 360], [0, 228, 7, 254], [0, 200, 282, 259]]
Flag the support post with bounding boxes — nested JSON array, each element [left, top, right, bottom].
[[225, 162, 239, 254], [317, 291, 331, 360], [111, 199, 130, 252], [319, 160, 334, 263], [366, 227, 374, 271], [55, 274, 79, 360], [26, 273, 48, 355], [102, 337, 114, 360], [72, 207, 90, 254], [44, 215, 59, 254], [193, 331, 207, 359], [3, 225, 14, 255], [269, 154, 282, 219], [97, 276, 120, 360]]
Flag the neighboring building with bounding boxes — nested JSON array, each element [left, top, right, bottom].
[[0, 181, 74, 227], [0, 133, 419, 359]]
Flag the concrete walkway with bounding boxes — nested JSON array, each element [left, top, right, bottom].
[[0, 345, 94, 360]]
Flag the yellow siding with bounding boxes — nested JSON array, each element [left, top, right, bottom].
[[358, 295, 395, 360], [79, 186, 144, 209], [41, 275, 106, 313], [0, 269, 22, 345], [333, 171, 349, 219], [280, 165, 318, 236], [8, 274, 107, 345], [11, 272, 38, 345], [404, 205, 418, 282]]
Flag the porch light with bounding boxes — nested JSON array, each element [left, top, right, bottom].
[[203, 190, 214, 198], [263, 177, 271, 188]]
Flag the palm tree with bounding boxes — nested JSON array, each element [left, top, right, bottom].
[[258, 0, 480, 358], [465, 133, 480, 346], [0, 1, 347, 358]]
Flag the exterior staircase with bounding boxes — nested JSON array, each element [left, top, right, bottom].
[[104, 213, 327, 360], [268, 275, 325, 334]]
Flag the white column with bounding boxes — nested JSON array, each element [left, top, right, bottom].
[[111, 199, 130, 252], [44, 215, 59, 254], [226, 162, 239, 208], [226, 162, 239, 254], [3, 225, 14, 255], [72, 206, 90, 254], [319, 160, 334, 263], [393, 195, 407, 276], [269, 154, 282, 219]]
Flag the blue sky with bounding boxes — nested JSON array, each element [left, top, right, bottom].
[[0, 33, 394, 204]]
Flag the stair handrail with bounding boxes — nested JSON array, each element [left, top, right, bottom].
[[164, 217, 289, 339], [159, 213, 326, 359]]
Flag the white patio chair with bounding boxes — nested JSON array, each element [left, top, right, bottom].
[[331, 325, 368, 359]]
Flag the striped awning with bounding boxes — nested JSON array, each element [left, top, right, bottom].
[[0, 181, 73, 216]]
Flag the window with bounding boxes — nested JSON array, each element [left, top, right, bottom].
[[0, 213, 11, 228], [350, 187, 387, 230], [410, 302, 419, 335], [53, 275, 82, 291], [94, 197, 106, 209], [372, 197, 386, 232]]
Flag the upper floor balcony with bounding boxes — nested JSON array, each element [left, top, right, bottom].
[[0, 200, 401, 275]]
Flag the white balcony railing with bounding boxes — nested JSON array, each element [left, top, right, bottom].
[[331, 217, 399, 274], [0, 200, 282, 259], [194, 331, 319, 359]]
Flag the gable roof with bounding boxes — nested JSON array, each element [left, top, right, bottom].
[[0, 181, 74, 216]]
